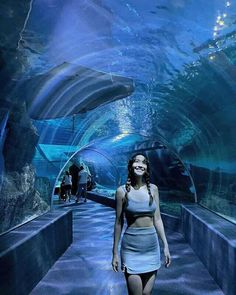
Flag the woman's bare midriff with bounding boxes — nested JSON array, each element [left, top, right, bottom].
[[126, 216, 154, 228]]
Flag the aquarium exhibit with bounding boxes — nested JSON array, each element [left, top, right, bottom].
[[0, 1, 236, 294]]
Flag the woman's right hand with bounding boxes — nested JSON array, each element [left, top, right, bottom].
[[112, 254, 119, 272]]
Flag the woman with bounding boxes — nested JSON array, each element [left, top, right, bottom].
[[64, 171, 72, 202], [112, 154, 171, 295]]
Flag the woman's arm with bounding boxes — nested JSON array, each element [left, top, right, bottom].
[[153, 185, 171, 267], [112, 187, 124, 272]]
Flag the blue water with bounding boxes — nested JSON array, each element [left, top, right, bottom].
[[1, 0, 236, 233]]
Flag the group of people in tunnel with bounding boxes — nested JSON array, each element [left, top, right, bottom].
[[60, 165, 94, 203]]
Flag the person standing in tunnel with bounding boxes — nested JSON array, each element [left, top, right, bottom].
[[112, 154, 171, 295], [63, 171, 72, 202], [69, 163, 80, 195], [76, 166, 89, 203]]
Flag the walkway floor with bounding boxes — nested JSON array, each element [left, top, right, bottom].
[[30, 200, 224, 295]]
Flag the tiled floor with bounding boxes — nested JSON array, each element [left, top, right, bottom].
[[30, 200, 224, 295]]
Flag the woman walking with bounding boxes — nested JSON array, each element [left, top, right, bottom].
[[112, 154, 171, 295], [63, 171, 72, 202]]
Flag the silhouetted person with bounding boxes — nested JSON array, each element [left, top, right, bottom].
[[60, 179, 66, 202], [69, 164, 80, 195]]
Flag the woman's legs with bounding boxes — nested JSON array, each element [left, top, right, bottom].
[[141, 270, 157, 295], [125, 272, 143, 295], [67, 187, 71, 202], [124, 270, 157, 295], [76, 184, 83, 202], [64, 189, 68, 201]]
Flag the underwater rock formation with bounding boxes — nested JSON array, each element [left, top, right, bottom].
[[34, 176, 51, 206], [0, 164, 49, 233], [3, 102, 39, 172], [0, 0, 54, 234], [0, 102, 50, 234]]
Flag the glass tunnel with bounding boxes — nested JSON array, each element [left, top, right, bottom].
[[0, 1, 236, 294], [1, 0, 236, 234]]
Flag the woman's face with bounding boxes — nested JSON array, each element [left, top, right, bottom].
[[132, 155, 147, 177]]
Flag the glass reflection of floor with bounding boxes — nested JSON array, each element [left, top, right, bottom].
[[31, 200, 223, 295]]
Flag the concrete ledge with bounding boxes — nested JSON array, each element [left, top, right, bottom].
[[181, 204, 236, 295], [87, 191, 182, 232], [88, 191, 116, 209], [0, 209, 72, 295]]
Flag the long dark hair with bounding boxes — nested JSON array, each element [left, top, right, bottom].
[[124, 153, 153, 206]]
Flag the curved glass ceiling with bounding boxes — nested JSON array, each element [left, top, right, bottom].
[[1, 0, 236, 234]]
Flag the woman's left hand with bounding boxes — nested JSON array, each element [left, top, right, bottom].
[[164, 246, 171, 268]]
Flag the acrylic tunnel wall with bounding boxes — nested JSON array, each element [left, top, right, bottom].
[[55, 135, 196, 216], [0, 0, 236, 235]]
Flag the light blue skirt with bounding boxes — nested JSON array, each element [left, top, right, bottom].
[[121, 226, 161, 274]]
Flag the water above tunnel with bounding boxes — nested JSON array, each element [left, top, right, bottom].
[[1, 0, 236, 233]]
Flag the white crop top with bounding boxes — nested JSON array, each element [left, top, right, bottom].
[[122, 185, 156, 218]]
